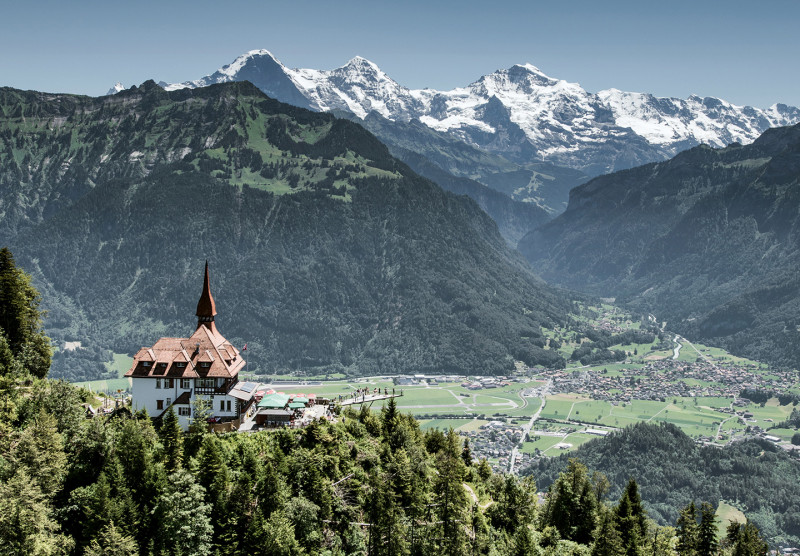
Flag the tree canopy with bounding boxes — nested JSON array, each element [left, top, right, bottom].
[[0, 247, 51, 378]]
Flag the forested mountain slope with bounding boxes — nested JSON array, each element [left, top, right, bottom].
[[520, 124, 800, 368], [0, 81, 574, 380], [527, 422, 800, 547]]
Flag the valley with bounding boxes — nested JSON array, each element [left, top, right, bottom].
[[75, 301, 800, 476], [4, 3, 800, 553]]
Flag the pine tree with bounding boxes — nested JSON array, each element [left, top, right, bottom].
[[461, 438, 473, 467], [697, 502, 718, 556], [435, 429, 469, 556], [114, 416, 164, 549], [11, 409, 67, 496], [614, 478, 647, 556], [726, 520, 769, 556], [539, 458, 599, 545], [159, 406, 183, 472], [366, 469, 408, 556], [0, 468, 75, 555], [592, 509, 624, 556], [185, 395, 212, 459], [676, 501, 699, 555], [84, 521, 138, 556], [0, 247, 51, 378]]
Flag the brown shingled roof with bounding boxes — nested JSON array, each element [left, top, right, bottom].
[[124, 263, 244, 380]]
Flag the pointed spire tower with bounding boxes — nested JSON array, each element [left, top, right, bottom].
[[196, 261, 218, 333]]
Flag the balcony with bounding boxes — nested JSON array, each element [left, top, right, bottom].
[[194, 378, 236, 396]]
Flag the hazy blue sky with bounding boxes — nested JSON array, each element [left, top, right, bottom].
[[2, 0, 798, 108]]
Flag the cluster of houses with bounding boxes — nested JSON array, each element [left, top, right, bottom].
[[461, 420, 523, 471], [535, 358, 797, 404]]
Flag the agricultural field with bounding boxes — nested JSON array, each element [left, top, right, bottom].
[[418, 418, 489, 432], [73, 353, 133, 393], [531, 393, 785, 443]]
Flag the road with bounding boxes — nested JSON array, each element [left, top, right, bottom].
[[508, 379, 552, 474]]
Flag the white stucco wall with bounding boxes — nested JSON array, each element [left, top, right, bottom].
[[131, 376, 239, 430]]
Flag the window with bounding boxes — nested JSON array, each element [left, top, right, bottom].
[[220, 399, 225, 411], [176, 362, 186, 368], [178, 407, 191, 417], [155, 379, 162, 389], [156, 400, 164, 410], [166, 398, 172, 407], [142, 361, 152, 367], [200, 362, 211, 368], [199, 378, 215, 388], [226, 400, 231, 412], [180, 378, 191, 389], [166, 378, 174, 388]]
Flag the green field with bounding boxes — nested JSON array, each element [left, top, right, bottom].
[[521, 431, 599, 455], [74, 377, 131, 393], [106, 353, 134, 377], [536, 394, 747, 439], [418, 418, 489, 432], [716, 502, 746, 537]]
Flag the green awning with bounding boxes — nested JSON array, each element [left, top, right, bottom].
[[292, 397, 309, 404], [258, 393, 290, 409], [288, 402, 306, 409]]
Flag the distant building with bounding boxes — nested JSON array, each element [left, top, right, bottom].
[[125, 263, 247, 429]]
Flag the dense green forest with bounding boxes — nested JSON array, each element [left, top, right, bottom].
[[527, 421, 800, 548], [3, 376, 773, 555], [0, 82, 587, 381], [520, 124, 800, 369]]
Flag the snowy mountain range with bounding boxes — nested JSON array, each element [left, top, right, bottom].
[[140, 49, 800, 176]]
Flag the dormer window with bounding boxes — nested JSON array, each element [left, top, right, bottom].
[[200, 362, 211, 368], [142, 361, 152, 367], [177, 362, 186, 368]]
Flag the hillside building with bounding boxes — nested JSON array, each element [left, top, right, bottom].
[[125, 263, 247, 429]]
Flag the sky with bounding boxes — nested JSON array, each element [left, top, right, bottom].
[[1, 0, 798, 108]]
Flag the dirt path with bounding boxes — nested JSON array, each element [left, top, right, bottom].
[[463, 483, 493, 509]]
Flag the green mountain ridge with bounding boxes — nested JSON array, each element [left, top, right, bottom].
[[519, 123, 800, 368], [0, 80, 576, 381]]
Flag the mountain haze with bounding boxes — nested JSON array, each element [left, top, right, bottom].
[[0, 81, 574, 381]]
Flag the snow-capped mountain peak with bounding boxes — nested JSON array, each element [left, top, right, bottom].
[[219, 49, 282, 78], [106, 82, 125, 95], [343, 55, 380, 71], [152, 48, 800, 174]]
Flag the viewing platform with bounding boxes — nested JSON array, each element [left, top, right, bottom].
[[337, 390, 403, 408]]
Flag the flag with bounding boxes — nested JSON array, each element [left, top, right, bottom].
[[243, 343, 247, 351]]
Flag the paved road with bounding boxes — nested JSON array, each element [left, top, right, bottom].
[[508, 379, 552, 474]]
